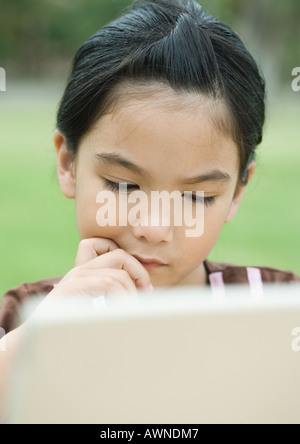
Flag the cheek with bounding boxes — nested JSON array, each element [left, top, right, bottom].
[[204, 193, 234, 228], [178, 236, 212, 270], [76, 203, 125, 240], [75, 182, 95, 237], [74, 181, 122, 240], [177, 204, 231, 265]]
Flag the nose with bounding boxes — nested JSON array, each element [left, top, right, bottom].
[[131, 197, 174, 244], [132, 222, 173, 244]]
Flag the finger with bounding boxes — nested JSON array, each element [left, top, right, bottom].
[[49, 275, 131, 299], [75, 238, 120, 267], [55, 268, 138, 298], [94, 269, 138, 296], [88, 249, 151, 290]]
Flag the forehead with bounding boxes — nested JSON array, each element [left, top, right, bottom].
[[80, 83, 240, 179]]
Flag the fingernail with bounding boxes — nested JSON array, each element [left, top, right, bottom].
[[149, 283, 154, 291]]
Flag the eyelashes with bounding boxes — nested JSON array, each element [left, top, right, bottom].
[[103, 179, 138, 192], [190, 195, 216, 206], [102, 179, 216, 207]]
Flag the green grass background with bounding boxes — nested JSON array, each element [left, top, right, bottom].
[[0, 84, 299, 303]]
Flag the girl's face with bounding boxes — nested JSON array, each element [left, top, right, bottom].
[[55, 85, 252, 288]]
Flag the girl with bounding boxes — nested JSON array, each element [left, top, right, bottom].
[[0, 0, 299, 402]]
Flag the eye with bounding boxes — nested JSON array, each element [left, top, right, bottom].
[[183, 193, 216, 207], [102, 179, 139, 192]]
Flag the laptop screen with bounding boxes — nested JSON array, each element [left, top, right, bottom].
[[3, 283, 300, 424]]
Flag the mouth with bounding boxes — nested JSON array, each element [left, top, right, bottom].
[[132, 254, 167, 270]]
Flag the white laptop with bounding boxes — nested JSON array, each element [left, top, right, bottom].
[[2, 283, 300, 424]]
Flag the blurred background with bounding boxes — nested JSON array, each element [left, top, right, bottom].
[[0, 0, 299, 301]]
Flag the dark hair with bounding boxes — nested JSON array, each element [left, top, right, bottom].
[[56, 0, 265, 182]]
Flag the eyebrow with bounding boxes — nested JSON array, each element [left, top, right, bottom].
[[182, 170, 231, 184], [96, 152, 150, 177], [95, 152, 231, 184]]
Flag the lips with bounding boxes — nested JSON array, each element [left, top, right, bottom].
[[132, 254, 167, 269]]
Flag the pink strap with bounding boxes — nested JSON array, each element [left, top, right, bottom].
[[246, 267, 264, 298], [209, 272, 226, 299]]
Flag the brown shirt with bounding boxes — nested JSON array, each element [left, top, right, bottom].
[[1, 260, 300, 335]]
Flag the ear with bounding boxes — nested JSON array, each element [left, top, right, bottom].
[[225, 161, 256, 223], [54, 129, 76, 199]]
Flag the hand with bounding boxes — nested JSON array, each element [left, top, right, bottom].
[[45, 238, 153, 301]]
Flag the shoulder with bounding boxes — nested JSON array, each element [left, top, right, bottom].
[[0, 277, 61, 333], [204, 259, 300, 287]]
